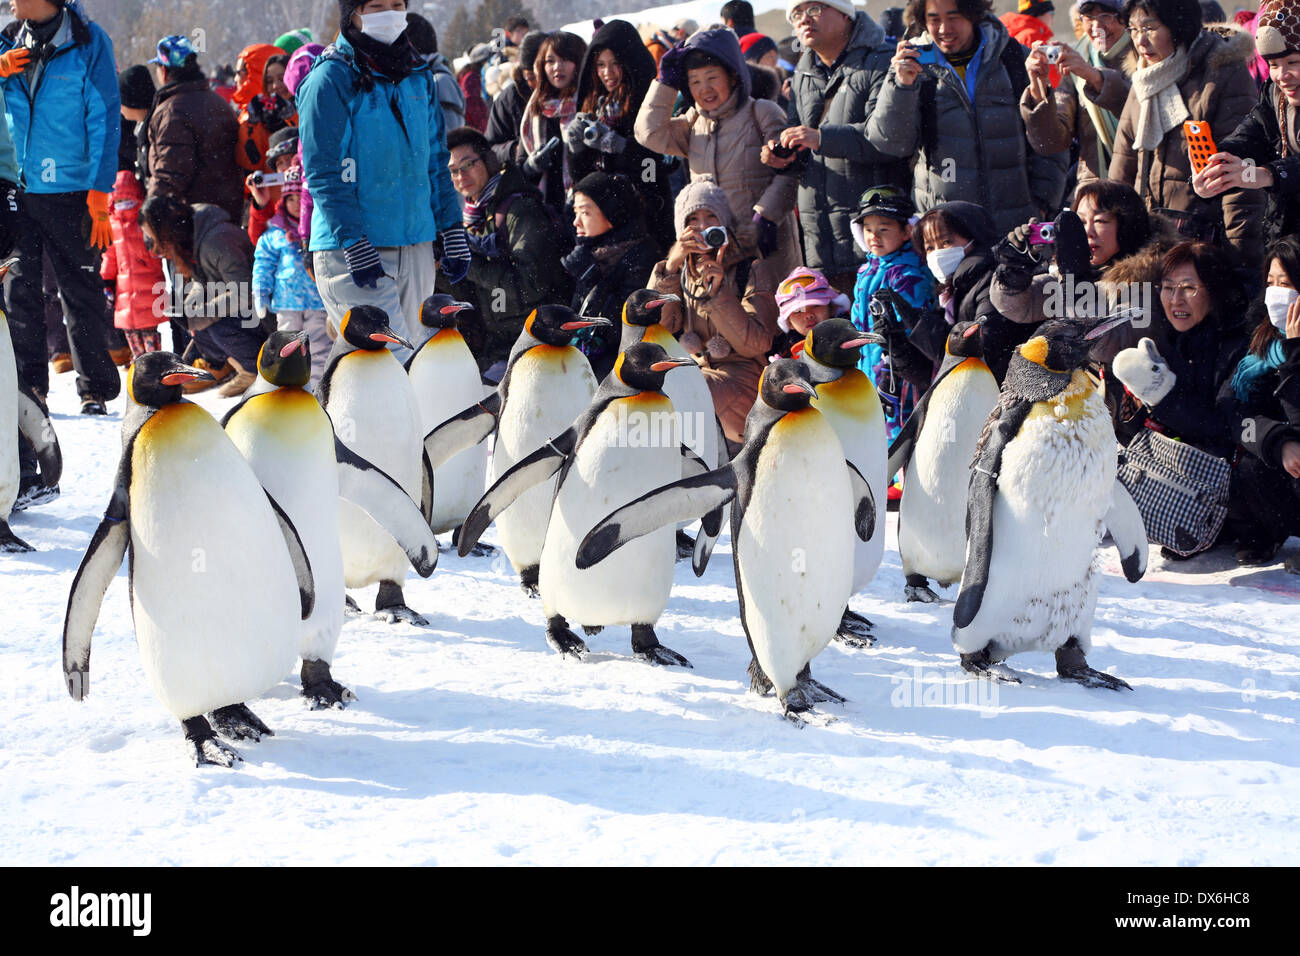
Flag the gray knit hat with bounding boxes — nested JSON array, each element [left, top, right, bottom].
[[673, 178, 732, 233]]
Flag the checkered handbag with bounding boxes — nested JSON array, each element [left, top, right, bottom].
[[1116, 428, 1232, 557]]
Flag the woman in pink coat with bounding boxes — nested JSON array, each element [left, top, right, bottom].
[[100, 169, 165, 361]]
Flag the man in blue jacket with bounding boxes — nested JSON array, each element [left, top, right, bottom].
[[0, 0, 120, 414], [297, 0, 468, 359]]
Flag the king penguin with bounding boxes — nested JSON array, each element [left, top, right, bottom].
[[223, 331, 438, 707], [577, 360, 876, 715], [952, 316, 1147, 689], [62, 352, 315, 767], [423, 304, 609, 595], [798, 319, 888, 645], [887, 319, 1000, 602], [405, 294, 491, 549], [318, 305, 434, 625], [1, 303, 61, 552], [457, 342, 700, 664]]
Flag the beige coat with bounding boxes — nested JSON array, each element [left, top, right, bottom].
[[649, 248, 780, 443], [1108, 27, 1264, 262], [635, 81, 801, 279]]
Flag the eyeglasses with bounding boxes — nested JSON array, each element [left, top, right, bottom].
[[1128, 24, 1165, 40], [1080, 12, 1119, 27], [788, 3, 824, 25], [1159, 282, 1204, 299], [447, 156, 482, 179]]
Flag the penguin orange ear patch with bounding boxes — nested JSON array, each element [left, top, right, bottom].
[[524, 308, 538, 336], [613, 352, 626, 385], [1020, 336, 1050, 367], [339, 309, 352, 339]]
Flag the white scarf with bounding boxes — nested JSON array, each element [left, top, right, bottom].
[[1130, 45, 1190, 152]]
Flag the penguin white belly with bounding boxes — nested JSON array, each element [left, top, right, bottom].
[[226, 389, 345, 664], [641, 325, 718, 469], [812, 370, 887, 594], [328, 351, 423, 587], [735, 409, 853, 697], [899, 361, 1000, 584], [129, 404, 300, 718], [953, 386, 1116, 659], [0, 315, 17, 518], [540, 393, 679, 626], [409, 331, 489, 533], [492, 346, 596, 573]]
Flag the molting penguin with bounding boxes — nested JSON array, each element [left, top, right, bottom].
[[577, 360, 876, 715], [317, 305, 433, 625], [63, 352, 315, 766], [405, 295, 491, 549], [887, 319, 1000, 602], [422, 304, 608, 595], [1, 304, 61, 552], [457, 343, 700, 664], [798, 319, 887, 645], [223, 332, 438, 707], [953, 316, 1147, 689]]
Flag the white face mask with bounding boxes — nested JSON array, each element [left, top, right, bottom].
[[1264, 286, 1298, 332], [360, 9, 408, 46], [927, 245, 966, 282]]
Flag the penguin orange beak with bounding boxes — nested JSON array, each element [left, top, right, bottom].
[[963, 315, 988, 339], [370, 327, 414, 349], [650, 358, 694, 372], [160, 362, 215, 386], [279, 333, 308, 358], [441, 301, 472, 314], [842, 335, 884, 349], [646, 294, 681, 310], [561, 316, 613, 331], [782, 381, 817, 396]]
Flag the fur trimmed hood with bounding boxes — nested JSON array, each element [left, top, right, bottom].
[[1199, 23, 1259, 71]]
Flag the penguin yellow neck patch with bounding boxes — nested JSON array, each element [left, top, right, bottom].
[[1019, 336, 1056, 370]]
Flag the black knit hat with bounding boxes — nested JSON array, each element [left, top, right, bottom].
[[573, 172, 642, 232], [118, 64, 156, 110]]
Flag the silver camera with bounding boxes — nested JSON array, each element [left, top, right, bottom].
[[1041, 43, 1062, 64], [701, 226, 728, 248]]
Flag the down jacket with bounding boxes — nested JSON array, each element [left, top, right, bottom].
[[99, 170, 164, 330], [866, 15, 1068, 235], [253, 213, 324, 314], [786, 12, 911, 274], [1108, 27, 1263, 263]]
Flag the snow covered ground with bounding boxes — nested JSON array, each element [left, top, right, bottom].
[[2, 364, 1298, 866]]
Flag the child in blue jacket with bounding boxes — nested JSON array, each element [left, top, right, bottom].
[[253, 164, 329, 386]]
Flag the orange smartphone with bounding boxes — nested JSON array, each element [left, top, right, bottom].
[[1184, 121, 1217, 175]]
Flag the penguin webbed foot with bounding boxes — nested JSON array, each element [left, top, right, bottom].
[[796, 663, 846, 704], [675, 529, 696, 561], [0, 521, 35, 553], [545, 616, 589, 659], [904, 574, 943, 603], [344, 594, 364, 617], [301, 659, 357, 710], [834, 608, 876, 648], [182, 716, 243, 768], [630, 625, 691, 668], [449, 525, 496, 557], [959, 647, 1023, 684], [581, 624, 604, 637], [519, 565, 540, 599], [374, 581, 429, 626], [208, 703, 274, 742], [1056, 638, 1132, 691], [747, 657, 774, 697]]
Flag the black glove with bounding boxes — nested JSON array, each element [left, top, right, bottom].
[[658, 45, 688, 89], [994, 220, 1041, 293], [564, 113, 594, 154], [0, 178, 17, 259], [344, 237, 385, 289], [870, 288, 919, 334], [753, 214, 779, 258], [1052, 208, 1092, 279], [521, 136, 562, 180]]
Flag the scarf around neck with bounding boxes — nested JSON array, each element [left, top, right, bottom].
[[1131, 45, 1190, 152], [1232, 337, 1286, 403], [342, 25, 421, 82], [521, 92, 576, 193], [462, 172, 503, 258]]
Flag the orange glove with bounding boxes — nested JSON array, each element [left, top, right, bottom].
[[0, 48, 30, 78], [87, 190, 112, 250]]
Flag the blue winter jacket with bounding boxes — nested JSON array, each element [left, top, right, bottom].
[[0, 0, 119, 194], [253, 219, 325, 313], [296, 33, 460, 252], [0, 88, 18, 184], [850, 245, 935, 379]]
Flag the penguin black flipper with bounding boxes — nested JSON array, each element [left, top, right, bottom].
[[845, 460, 876, 542], [263, 490, 316, 620], [678, 444, 725, 575], [420, 449, 435, 526], [577, 467, 739, 571], [423, 391, 502, 472], [335, 437, 439, 577], [16, 382, 62, 487], [63, 452, 133, 701], [1105, 479, 1148, 583], [952, 398, 1033, 630], [457, 428, 577, 557], [680, 444, 710, 478]]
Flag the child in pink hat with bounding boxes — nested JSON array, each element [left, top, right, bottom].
[[770, 266, 851, 359]]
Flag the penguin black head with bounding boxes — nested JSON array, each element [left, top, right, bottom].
[[622, 289, 681, 328], [419, 294, 472, 331], [1005, 313, 1133, 401], [803, 319, 884, 369], [338, 305, 414, 351], [760, 358, 818, 412], [613, 342, 694, 392], [258, 331, 312, 388], [524, 303, 612, 347], [945, 318, 986, 359], [127, 351, 214, 408]]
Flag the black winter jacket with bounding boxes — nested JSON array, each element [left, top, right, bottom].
[[1216, 81, 1300, 249]]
